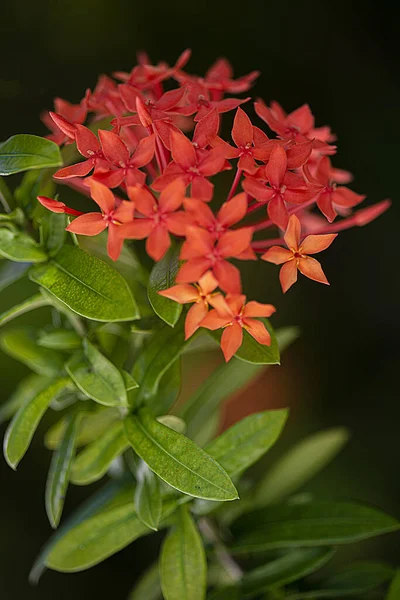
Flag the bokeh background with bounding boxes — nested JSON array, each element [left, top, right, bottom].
[[1, 1, 399, 598]]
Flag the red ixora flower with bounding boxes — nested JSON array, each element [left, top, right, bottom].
[[159, 271, 221, 339], [201, 294, 276, 361], [262, 214, 337, 292], [119, 179, 188, 261], [53, 125, 108, 179]]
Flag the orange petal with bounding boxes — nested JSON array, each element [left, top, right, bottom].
[[218, 228, 253, 258], [279, 260, 298, 293], [159, 284, 198, 304], [201, 309, 231, 330], [180, 227, 214, 259], [208, 294, 235, 318], [107, 224, 125, 261], [98, 129, 129, 165], [127, 186, 155, 217], [176, 257, 211, 283], [298, 256, 329, 285], [213, 260, 242, 293], [262, 246, 293, 265], [146, 225, 170, 261], [170, 129, 197, 169], [198, 270, 219, 295], [231, 107, 253, 148], [66, 213, 106, 236], [166, 212, 191, 236], [218, 192, 248, 227], [244, 318, 271, 346], [266, 145, 287, 188], [185, 302, 208, 339], [88, 179, 116, 214], [131, 134, 156, 168], [300, 233, 337, 255], [183, 198, 214, 228], [268, 195, 289, 230], [159, 178, 186, 213], [119, 219, 153, 239], [284, 214, 301, 250], [113, 200, 135, 223], [225, 293, 246, 316], [243, 301, 276, 318], [221, 323, 243, 362]]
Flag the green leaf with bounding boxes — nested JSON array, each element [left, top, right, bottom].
[[129, 562, 162, 600], [0, 228, 47, 262], [147, 244, 182, 327], [254, 428, 350, 507], [0, 260, 30, 292], [41, 211, 67, 257], [45, 406, 119, 450], [0, 327, 65, 375], [0, 373, 53, 426], [66, 339, 128, 407], [46, 411, 81, 528], [124, 408, 238, 501], [286, 561, 394, 598], [0, 293, 49, 327], [134, 459, 163, 531], [157, 415, 186, 434], [45, 496, 177, 572], [38, 329, 82, 350], [0, 134, 62, 175], [206, 409, 289, 477], [4, 377, 72, 469], [70, 422, 129, 485], [387, 570, 400, 600], [208, 318, 280, 365], [242, 547, 335, 598], [231, 502, 400, 553], [30, 245, 139, 322], [148, 359, 182, 416], [160, 505, 207, 600]]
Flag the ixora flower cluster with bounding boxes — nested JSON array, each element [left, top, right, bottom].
[[38, 50, 389, 361]]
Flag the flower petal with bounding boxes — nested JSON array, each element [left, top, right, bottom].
[[37, 196, 83, 216], [298, 256, 329, 285], [300, 233, 337, 254], [200, 309, 231, 331], [191, 176, 214, 202], [88, 179, 116, 214], [146, 225, 170, 261], [268, 195, 289, 230], [221, 323, 243, 361], [75, 125, 101, 156], [159, 178, 185, 213], [119, 219, 153, 239], [232, 107, 253, 148], [170, 129, 197, 169], [130, 134, 156, 168], [266, 145, 287, 188], [66, 213, 106, 236], [279, 260, 298, 293], [218, 228, 253, 258], [244, 318, 271, 345], [284, 214, 301, 250], [185, 302, 208, 339], [262, 246, 293, 265], [180, 227, 214, 259], [198, 270, 219, 295], [213, 260, 242, 293], [158, 284, 199, 304], [243, 301, 276, 318], [107, 223, 125, 261], [176, 257, 211, 283], [127, 186, 155, 216], [54, 160, 93, 179], [98, 129, 130, 165]]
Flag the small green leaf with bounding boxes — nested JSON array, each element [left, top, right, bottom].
[[4, 377, 72, 469], [30, 245, 139, 322], [206, 409, 289, 477], [0, 260, 30, 292], [41, 211, 67, 257], [134, 459, 163, 531], [45, 496, 177, 572], [242, 547, 335, 597], [38, 329, 82, 350], [147, 245, 182, 327], [254, 428, 350, 507], [129, 562, 162, 600], [0, 293, 49, 327], [0, 327, 65, 375], [148, 359, 182, 416], [70, 422, 129, 485], [160, 505, 207, 600], [124, 408, 238, 501], [286, 561, 394, 598], [231, 502, 400, 553], [387, 570, 400, 600], [66, 340, 128, 407], [0, 373, 53, 426], [45, 406, 119, 450], [46, 411, 81, 528], [0, 228, 47, 262], [157, 415, 186, 434], [208, 318, 280, 365], [121, 369, 139, 391], [0, 134, 62, 175]]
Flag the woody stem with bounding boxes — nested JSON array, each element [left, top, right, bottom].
[[226, 168, 243, 201]]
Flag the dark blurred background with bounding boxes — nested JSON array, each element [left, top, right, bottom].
[[1, 1, 399, 598]]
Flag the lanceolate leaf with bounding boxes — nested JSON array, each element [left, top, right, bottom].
[[0, 293, 50, 327], [41, 212, 67, 257], [4, 377, 72, 469], [124, 408, 238, 501], [231, 502, 400, 553], [0, 373, 53, 426], [0, 327, 64, 376], [29, 245, 139, 322], [148, 359, 181, 416], [129, 562, 162, 600], [45, 497, 177, 573], [83, 339, 127, 405], [70, 422, 129, 485], [38, 329, 82, 350], [241, 547, 335, 598], [206, 409, 289, 477], [387, 570, 400, 600], [160, 505, 207, 600], [134, 460, 163, 531], [253, 428, 350, 507], [0, 228, 47, 263], [0, 261, 30, 292], [45, 406, 120, 450], [0, 134, 62, 175], [46, 411, 81, 528], [147, 244, 182, 327]]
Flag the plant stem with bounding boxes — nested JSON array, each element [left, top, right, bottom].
[[227, 168, 243, 201], [199, 517, 243, 583]]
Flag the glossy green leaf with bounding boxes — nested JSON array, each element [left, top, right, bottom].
[[124, 408, 238, 501], [242, 547, 335, 597], [122, 369, 139, 391], [208, 318, 280, 365], [147, 245, 182, 327], [38, 329, 81, 350], [0, 260, 30, 292], [70, 422, 129, 485], [41, 212, 67, 257], [0, 293, 49, 327], [46, 411, 81, 528], [286, 561, 393, 598], [254, 428, 350, 507], [134, 459, 163, 531], [160, 505, 207, 600], [0, 175, 14, 209], [66, 340, 127, 407], [46, 496, 176, 572], [0, 373, 53, 426], [0, 228, 47, 262], [0, 327, 64, 375], [148, 359, 181, 416], [157, 415, 186, 434], [0, 134, 62, 175], [30, 245, 139, 322], [4, 377, 72, 469], [45, 406, 120, 450], [231, 502, 400, 553], [206, 409, 289, 477], [387, 570, 400, 600], [129, 562, 162, 600]]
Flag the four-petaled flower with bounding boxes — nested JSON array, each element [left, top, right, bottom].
[[201, 294, 276, 361], [262, 214, 337, 292]]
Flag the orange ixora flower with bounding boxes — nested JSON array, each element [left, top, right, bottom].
[[158, 271, 221, 339], [262, 214, 337, 292], [201, 294, 276, 362]]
